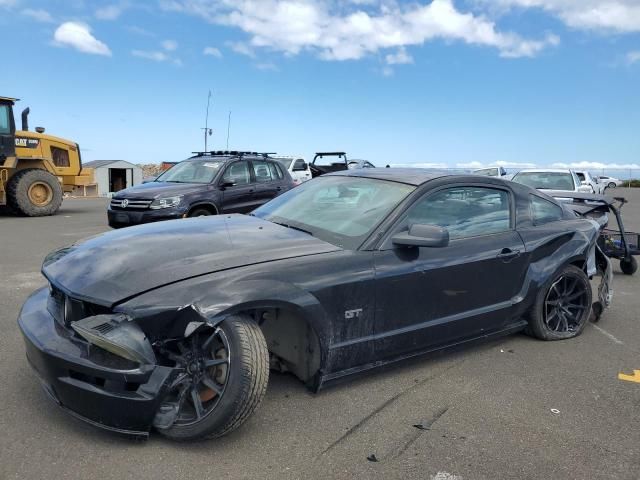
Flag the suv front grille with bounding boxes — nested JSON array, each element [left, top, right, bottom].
[[110, 198, 152, 210]]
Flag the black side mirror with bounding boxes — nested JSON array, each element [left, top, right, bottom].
[[220, 180, 236, 188], [392, 224, 449, 248]]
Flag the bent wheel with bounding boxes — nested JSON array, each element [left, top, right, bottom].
[[525, 265, 592, 341], [156, 315, 269, 440]]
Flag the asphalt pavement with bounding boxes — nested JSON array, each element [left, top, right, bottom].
[[1, 190, 639, 480]]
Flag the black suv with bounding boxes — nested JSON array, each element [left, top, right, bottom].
[[108, 152, 294, 228]]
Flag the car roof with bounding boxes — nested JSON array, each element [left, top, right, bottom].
[[327, 168, 461, 186]]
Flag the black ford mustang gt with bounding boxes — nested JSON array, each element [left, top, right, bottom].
[[18, 169, 612, 441]]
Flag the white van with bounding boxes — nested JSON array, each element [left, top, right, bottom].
[[273, 156, 312, 186]]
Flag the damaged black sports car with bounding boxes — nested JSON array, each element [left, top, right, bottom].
[[18, 169, 613, 440]]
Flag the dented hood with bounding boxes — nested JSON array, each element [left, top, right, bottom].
[[42, 214, 341, 307]]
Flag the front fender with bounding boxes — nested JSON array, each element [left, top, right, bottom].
[[114, 276, 332, 367]]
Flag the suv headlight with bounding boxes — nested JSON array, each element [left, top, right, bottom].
[[150, 195, 182, 210]]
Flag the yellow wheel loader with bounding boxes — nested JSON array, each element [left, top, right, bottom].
[[0, 96, 92, 216]]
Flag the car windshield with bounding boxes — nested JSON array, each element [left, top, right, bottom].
[[513, 172, 574, 191], [253, 176, 415, 249], [156, 160, 224, 184]]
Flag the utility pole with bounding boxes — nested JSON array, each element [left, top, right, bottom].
[[226, 111, 232, 150], [201, 90, 213, 152]]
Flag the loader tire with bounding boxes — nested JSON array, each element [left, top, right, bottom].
[[7, 169, 63, 216]]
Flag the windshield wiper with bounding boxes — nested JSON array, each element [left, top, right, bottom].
[[272, 221, 313, 236]]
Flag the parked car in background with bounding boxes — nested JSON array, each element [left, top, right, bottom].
[[19, 169, 612, 441], [473, 167, 508, 177], [273, 156, 312, 185], [574, 170, 605, 194], [511, 169, 593, 194], [107, 151, 294, 228], [348, 159, 376, 169], [310, 151, 349, 178], [598, 175, 623, 188]]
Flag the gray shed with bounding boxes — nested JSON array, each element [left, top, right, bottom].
[[83, 160, 143, 196]]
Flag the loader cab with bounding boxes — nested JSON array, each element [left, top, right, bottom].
[[0, 97, 17, 162]]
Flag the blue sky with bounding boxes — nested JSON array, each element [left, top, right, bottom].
[[1, 0, 640, 169]]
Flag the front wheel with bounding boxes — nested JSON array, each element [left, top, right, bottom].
[[156, 315, 269, 441], [608, 182, 616, 189], [525, 265, 592, 341], [188, 208, 213, 217]]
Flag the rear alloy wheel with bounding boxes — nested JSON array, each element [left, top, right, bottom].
[[526, 265, 592, 340], [608, 182, 616, 189], [156, 315, 269, 441]]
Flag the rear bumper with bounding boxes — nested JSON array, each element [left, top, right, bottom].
[[107, 207, 184, 228], [17, 288, 175, 436]]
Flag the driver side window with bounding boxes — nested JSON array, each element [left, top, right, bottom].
[[222, 162, 250, 185], [406, 187, 511, 240]]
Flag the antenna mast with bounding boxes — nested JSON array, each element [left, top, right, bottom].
[[201, 90, 213, 151], [226, 110, 232, 150]]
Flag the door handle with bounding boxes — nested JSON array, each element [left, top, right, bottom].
[[276, 186, 282, 191], [497, 248, 521, 262]]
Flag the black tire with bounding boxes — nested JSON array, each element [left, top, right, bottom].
[[7, 168, 63, 216], [158, 314, 269, 441], [608, 182, 616, 189], [620, 257, 637, 276], [525, 265, 592, 341], [189, 208, 214, 217]]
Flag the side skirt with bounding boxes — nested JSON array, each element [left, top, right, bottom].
[[316, 320, 528, 391]]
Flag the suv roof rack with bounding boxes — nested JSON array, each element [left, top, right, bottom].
[[191, 151, 277, 158]]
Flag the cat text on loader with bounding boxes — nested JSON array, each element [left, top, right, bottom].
[[0, 96, 92, 216]]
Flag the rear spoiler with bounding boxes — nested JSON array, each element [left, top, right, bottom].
[[545, 190, 627, 220], [544, 190, 621, 206]]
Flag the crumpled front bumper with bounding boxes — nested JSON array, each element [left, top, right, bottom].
[[17, 288, 174, 437]]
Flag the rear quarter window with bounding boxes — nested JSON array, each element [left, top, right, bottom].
[[531, 195, 564, 224]]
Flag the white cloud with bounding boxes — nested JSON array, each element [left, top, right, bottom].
[[457, 160, 537, 169], [482, 0, 640, 33], [551, 161, 640, 169], [203, 46, 222, 57], [96, 4, 126, 21], [162, 39, 178, 51], [132, 49, 182, 65], [626, 50, 640, 64], [0, 0, 16, 7], [226, 41, 256, 58], [21, 8, 54, 23], [162, 0, 559, 61], [385, 47, 413, 65], [53, 22, 112, 56]]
